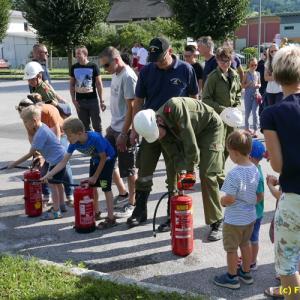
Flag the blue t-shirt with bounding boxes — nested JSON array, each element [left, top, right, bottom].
[[31, 124, 65, 166], [221, 164, 260, 225], [203, 55, 218, 83], [260, 93, 300, 194], [135, 55, 199, 111], [67, 131, 115, 164]]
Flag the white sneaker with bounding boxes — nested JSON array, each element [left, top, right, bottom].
[[114, 204, 134, 218], [113, 193, 129, 208]]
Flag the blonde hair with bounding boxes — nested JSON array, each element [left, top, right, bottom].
[[247, 57, 257, 69], [226, 130, 252, 156], [273, 45, 300, 86], [20, 105, 41, 121], [63, 117, 85, 133]]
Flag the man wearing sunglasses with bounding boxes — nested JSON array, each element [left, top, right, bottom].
[[126, 36, 199, 231]]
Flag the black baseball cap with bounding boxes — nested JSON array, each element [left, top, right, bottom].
[[148, 37, 170, 62]]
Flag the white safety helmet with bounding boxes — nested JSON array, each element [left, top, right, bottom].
[[220, 107, 243, 128], [133, 109, 159, 143], [23, 61, 44, 80]]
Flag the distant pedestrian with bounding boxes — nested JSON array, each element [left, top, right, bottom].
[[136, 43, 148, 72], [264, 44, 283, 106], [70, 45, 105, 133], [242, 57, 261, 137]]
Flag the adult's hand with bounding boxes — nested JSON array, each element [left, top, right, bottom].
[[130, 129, 139, 146], [116, 133, 127, 152]]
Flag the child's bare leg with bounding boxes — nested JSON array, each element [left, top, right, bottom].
[[49, 183, 59, 211], [251, 243, 259, 264], [128, 174, 137, 205], [57, 183, 65, 206], [227, 251, 238, 275], [113, 168, 127, 195], [105, 191, 114, 219], [240, 243, 252, 272], [93, 188, 100, 214]]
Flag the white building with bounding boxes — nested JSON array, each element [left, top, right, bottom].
[[0, 10, 37, 68]]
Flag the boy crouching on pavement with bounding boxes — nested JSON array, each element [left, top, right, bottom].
[[8, 106, 66, 220], [214, 131, 263, 289], [42, 117, 117, 229]]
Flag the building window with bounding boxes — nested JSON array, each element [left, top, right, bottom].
[[284, 26, 294, 30], [24, 22, 28, 31]]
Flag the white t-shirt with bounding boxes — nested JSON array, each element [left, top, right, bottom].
[[131, 47, 139, 57], [221, 164, 260, 225], [137, 47, 148, 65], [265, 65, 282, 94], [110, 65, 137, 132]]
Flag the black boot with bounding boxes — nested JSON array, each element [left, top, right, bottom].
[[127, 191, 150, 228], [207, 219, 223, 241]]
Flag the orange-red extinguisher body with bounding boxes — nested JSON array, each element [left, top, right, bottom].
[[171, 193, 194, 256], [74, 185, 95, 233], [24, 169, 42, 217]]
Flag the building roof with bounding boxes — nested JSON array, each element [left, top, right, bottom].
[[107, 0, 173, 23], [278, 12, 300, 17]]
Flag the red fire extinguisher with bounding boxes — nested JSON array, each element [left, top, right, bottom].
[[153, 172, 195, 256], [74, 182, 95, 233], [170, 192, 193, 256], [23, 169, 43, 217]]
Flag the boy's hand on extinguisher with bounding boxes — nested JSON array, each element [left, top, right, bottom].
[[88, 176, 97, 185], [41, 173, 52, 183]]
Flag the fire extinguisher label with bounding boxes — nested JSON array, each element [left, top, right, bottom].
[[79, 196, 94, 225]]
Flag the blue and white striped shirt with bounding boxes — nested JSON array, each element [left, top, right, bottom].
[[221, 164, 260, 225]]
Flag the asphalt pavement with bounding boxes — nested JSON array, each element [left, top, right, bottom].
[[0, 80, 279, 299]]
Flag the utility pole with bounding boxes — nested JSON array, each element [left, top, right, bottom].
[[258, 0, 262, 59]]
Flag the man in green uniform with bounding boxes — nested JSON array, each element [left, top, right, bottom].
[[134, 97, 224, 241], [202, 46, 241, 163]]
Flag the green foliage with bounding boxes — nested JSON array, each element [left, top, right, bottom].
[[167, 0, 250, 40], [0, 255, 202, 300], [242, 47, 258, 57], [20, 0, 110, 51], [0, 0, 11, 41], [250, 0, 300, 13]]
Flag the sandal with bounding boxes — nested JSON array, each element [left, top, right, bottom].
[[95, 211, 103, 221], [97, 217, 117, 229], [264, 286, 284, 298]]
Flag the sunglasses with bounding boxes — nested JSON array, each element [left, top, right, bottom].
[[270, 50, 277, 54], [218, 59, 231, 64], [102, 62, 110, 68], [250, 64, 257, 67]]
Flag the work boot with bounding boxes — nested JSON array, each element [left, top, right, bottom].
[[207, 219, 223, 241], [126, 191, 150, 228]]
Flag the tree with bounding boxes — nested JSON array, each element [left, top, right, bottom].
[[20, 0, 110, 69], [0, 0, 11, 42], [167, 0, 250, 40]]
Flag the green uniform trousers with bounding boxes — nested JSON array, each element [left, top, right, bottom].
[[135, 138, 176, 193]]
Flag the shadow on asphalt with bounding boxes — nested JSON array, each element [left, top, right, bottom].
[[143, 262, 277, 300]]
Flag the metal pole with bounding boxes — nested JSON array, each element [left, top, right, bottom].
[[258, 0, 262, 59]]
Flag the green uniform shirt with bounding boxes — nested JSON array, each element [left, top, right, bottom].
[[35, 81, 57, 105], [202, 67, 241, 114], [156, 97, 222, 172]]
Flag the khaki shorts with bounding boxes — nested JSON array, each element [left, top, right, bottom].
[[223, 222, 255, 252]]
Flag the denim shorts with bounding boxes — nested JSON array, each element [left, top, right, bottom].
[[250, 217, 263, 244], [275, 193, 300, 276]]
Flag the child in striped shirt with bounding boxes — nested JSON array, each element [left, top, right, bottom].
[[214, 131, 263, 290]]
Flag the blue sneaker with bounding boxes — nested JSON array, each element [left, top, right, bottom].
[[214, 273, 240, 289], [41, 208, 62, 220], [237, 267, 254, 284]]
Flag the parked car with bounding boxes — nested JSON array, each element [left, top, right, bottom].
[[0, 59, 11, 69]]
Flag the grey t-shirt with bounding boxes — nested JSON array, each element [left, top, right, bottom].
[[110, 65, 137, 132], [31, 124, 65, 166]]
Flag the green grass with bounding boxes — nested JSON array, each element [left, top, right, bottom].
[[0, 69, 112, 80], [0, 255, 202, 300]]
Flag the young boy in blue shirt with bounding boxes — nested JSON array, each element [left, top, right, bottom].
[[214, 131, 263, 289], [249, 140, 265, 271], [42, 117, 117, 229], [8, 106, 66, 220]]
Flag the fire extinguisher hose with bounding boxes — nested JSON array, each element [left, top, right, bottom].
[[152, 192, 169, 238]]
